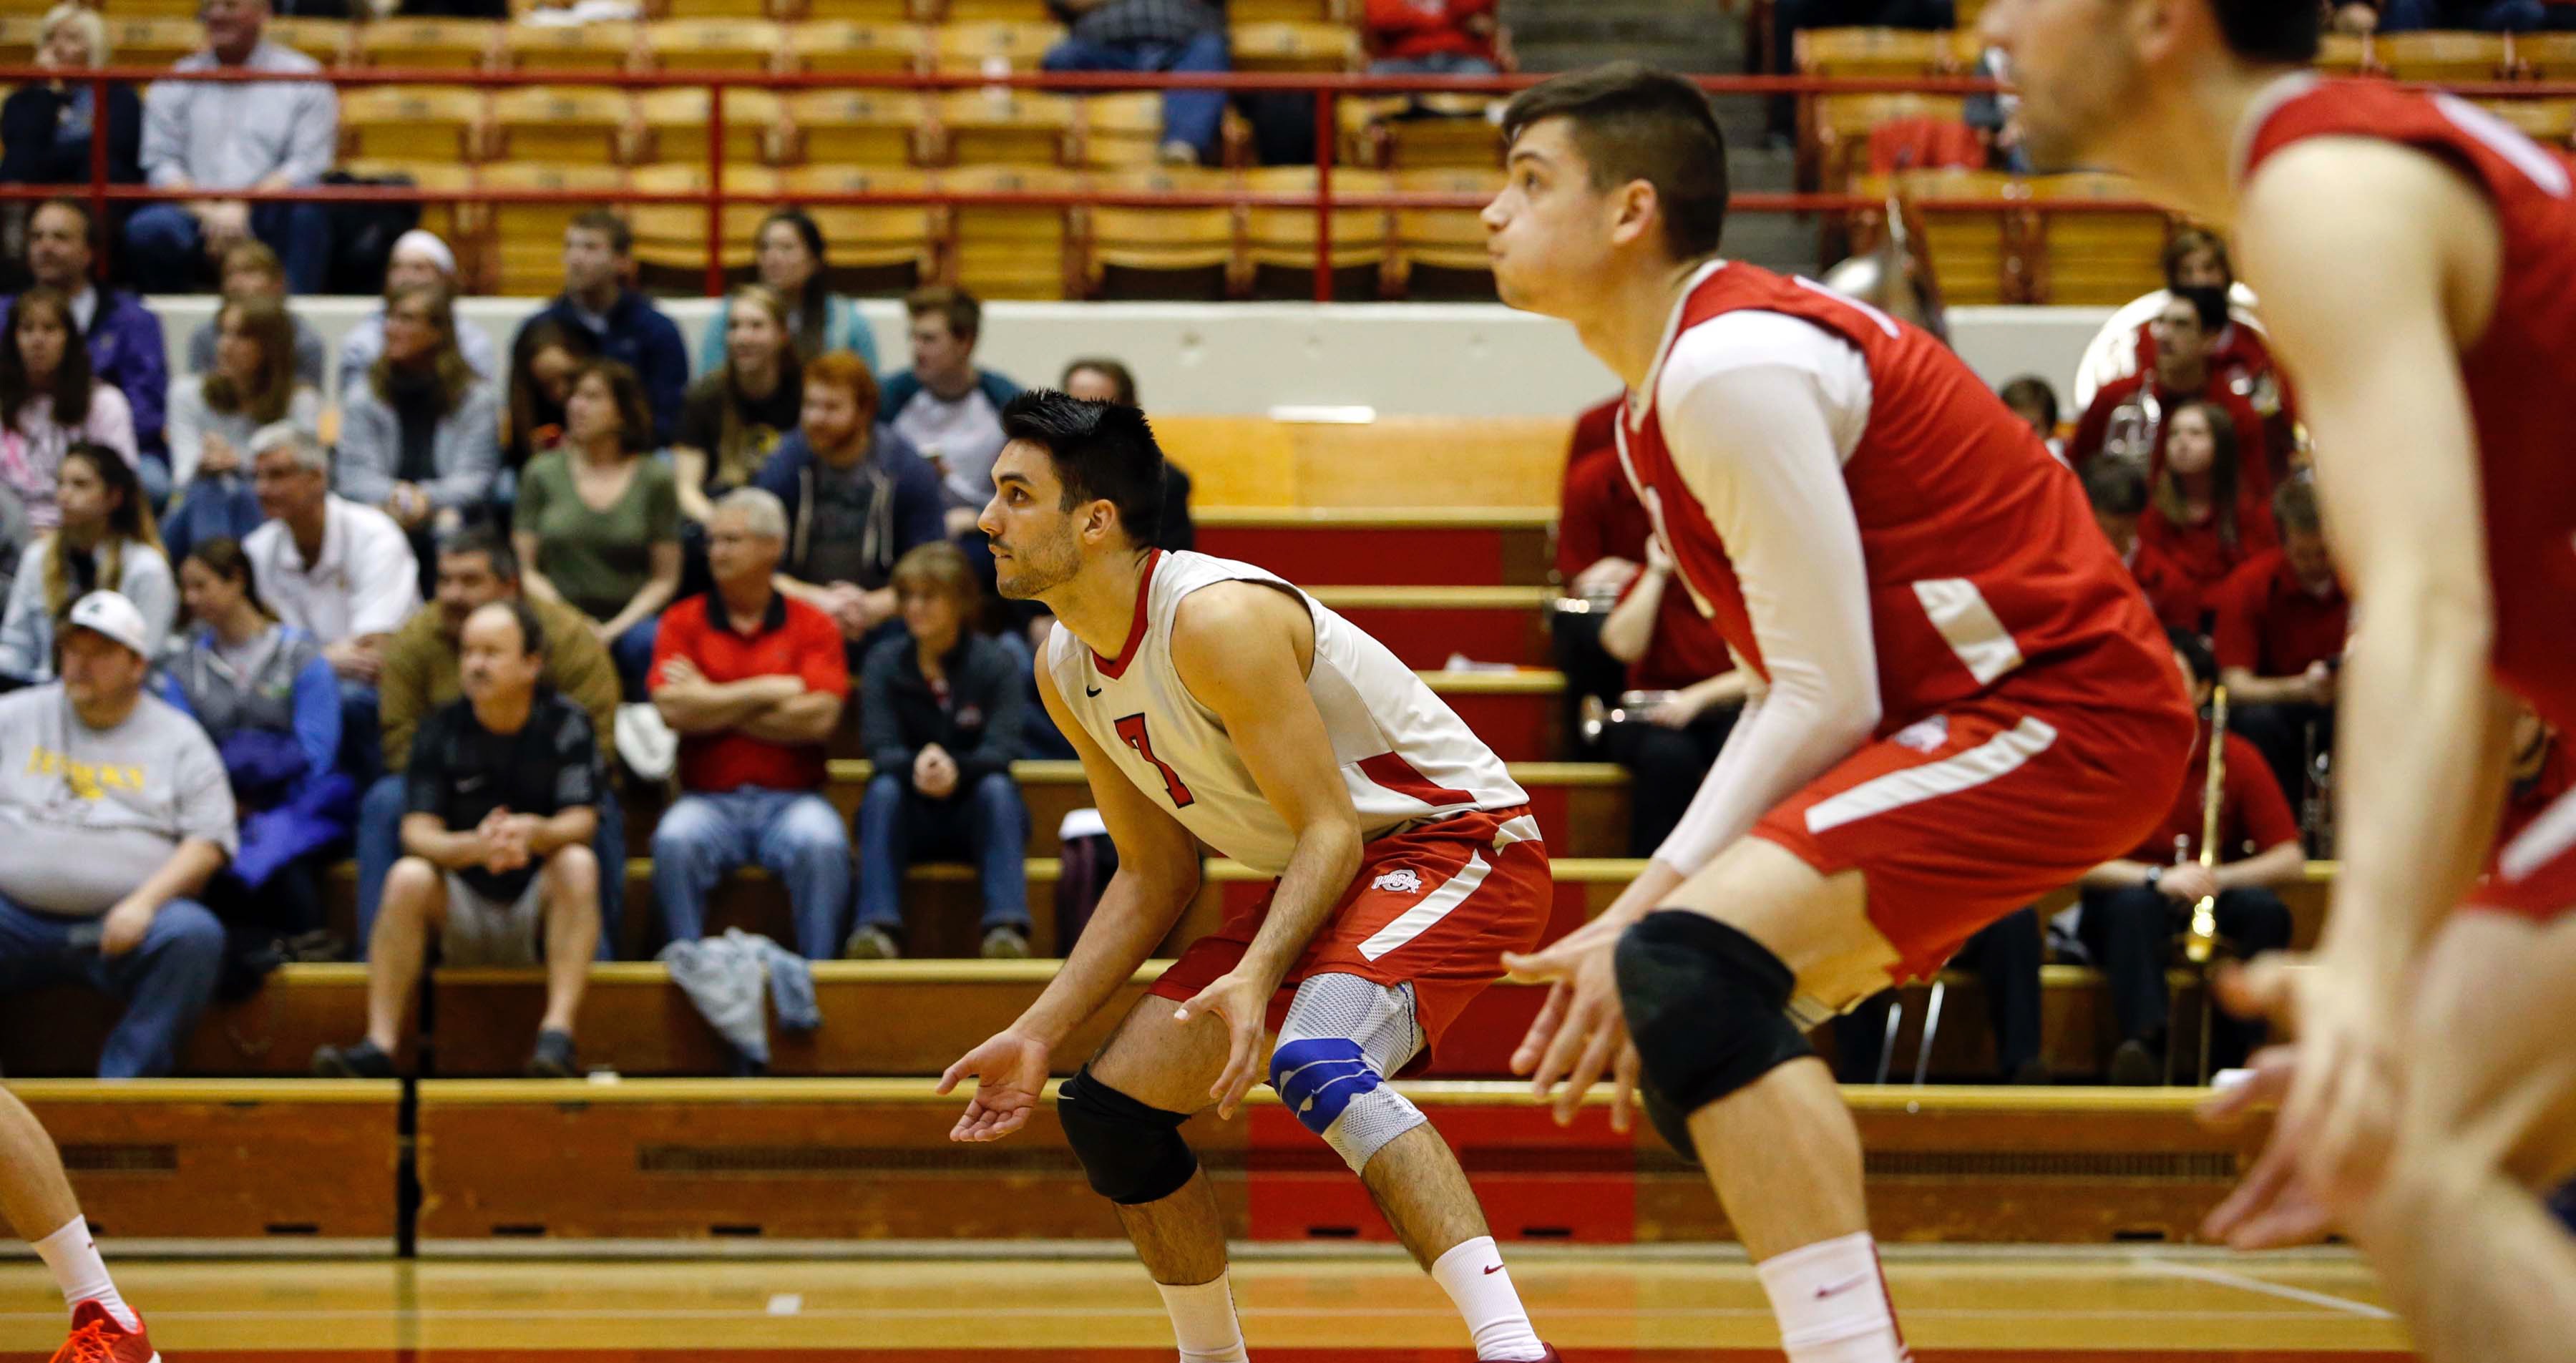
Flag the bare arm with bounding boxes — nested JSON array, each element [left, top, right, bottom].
[[399, 811, 492, 871], [123, 838, 226, 912], [511, 529, 566, 607], [522, 806, 598, 856], [2215, 839, 2308, 892], [673, 447, 716, 525], [1596, 548, 1671, 665], [651, 672, 805, 734], [596, 541, 684, 643], [738, 690, 845, 745], [2220, 664, 2325, 708]]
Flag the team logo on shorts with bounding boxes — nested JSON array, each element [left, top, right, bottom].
[[1372, 867, 1425, 894]]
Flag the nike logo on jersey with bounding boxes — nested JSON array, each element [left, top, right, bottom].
[[1085, 685, 1102, 697], [1814, 1273, 1873, 1299]]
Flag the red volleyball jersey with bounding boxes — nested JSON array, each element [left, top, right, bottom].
[[2245, 76, 2576, 733], [1614, 260, 2178, 731]]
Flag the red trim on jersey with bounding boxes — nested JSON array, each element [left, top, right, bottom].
[[1357, 751, 1477, 807], [1093, 548, 1163, 679]]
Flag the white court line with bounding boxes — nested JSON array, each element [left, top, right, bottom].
[[0, 1304, 2374, 1324], [2136, 1256, 2398, 1320]]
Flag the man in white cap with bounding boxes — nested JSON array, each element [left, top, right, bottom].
[[337, 230, 499, 396], [0, 590, 235, 1080]]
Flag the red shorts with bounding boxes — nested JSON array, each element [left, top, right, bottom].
[[1148, 805, 1551, 1069], [2466, 791, 2576, 922], [1754, 688, 2193, 982]]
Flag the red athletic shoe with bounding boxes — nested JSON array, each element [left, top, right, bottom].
[[50, 1300, 157, 1363]]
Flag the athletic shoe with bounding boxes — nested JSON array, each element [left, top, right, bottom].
[[527, 1028, 579, 1078], [980, 926, 1030, 959], [844, 926, 901, 960], [313, 1038, 396, 1078], [52, 1300, 156, 1363]]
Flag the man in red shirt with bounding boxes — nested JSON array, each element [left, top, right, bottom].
[[2215, 477, 2347, 810], [648, 489, 854, 961], [1555, 398, 1651, 747], [2077, 631, 2301, 1083], [1363, 0, 1503, 74], [2071, 288, 2272, 502]]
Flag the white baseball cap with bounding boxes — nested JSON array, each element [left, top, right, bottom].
[[66, 592, 149, 658]]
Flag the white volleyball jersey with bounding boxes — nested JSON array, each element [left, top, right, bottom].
[[1046, 549, 1528, 876]]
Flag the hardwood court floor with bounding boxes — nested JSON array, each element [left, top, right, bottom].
[[0, 1248, 2411, 1358]]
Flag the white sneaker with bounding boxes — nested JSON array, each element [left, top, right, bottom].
[[614, 702, 678, 782]]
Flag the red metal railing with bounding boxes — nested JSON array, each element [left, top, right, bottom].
[[6, 63, 2568, 301]]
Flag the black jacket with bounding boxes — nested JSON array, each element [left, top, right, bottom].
[[0, 83, 143, 189], [859, 630, 1026, 790]]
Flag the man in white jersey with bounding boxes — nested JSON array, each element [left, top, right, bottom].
[[937, 391, 1564, 1363]]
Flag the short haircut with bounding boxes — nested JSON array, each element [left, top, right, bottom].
[[803, 349, 882, 415], [1000, 390, 1167, 548], [2162, 228, 2231, 291], [891, 541, 980, 609], [1502, 62, 1731, 263], [2168, 626, 2218, 688], [2083, 459, 2147, 517], [567, 208, 633, 257], [2273, 471, 2323, 536], [904, 284, 981, 343], [33, 197, 93, 243], [713, 486, 789, 542], [1997, 375, 2060, 431], [1063, 357, 1138, 407], [222, 240, 285, 284], [472, 598, 548, 659], [2171, 283, 2229, 333], [572, 358, 654, 455], [2206, 0, 2321, 65], [439, 524, 521, 582], [259, 427, 332, 478]]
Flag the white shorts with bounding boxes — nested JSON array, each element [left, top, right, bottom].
[[439, 874, 545, 967]]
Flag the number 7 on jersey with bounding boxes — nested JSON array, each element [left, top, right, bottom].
[[1114, 713, 1196, 808]]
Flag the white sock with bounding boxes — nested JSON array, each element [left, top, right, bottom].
[[1430, 1236, 1548, 1361], [32, 1216, 136, 1332], [1155, 1272, 1249, 1363], [1754, 1231, 1909, 1363]]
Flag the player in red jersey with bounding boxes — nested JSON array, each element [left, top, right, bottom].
[[1482, 64, 2193, 1362], [1984, 0, 2576, 1355]]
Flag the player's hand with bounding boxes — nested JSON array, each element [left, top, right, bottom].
[[2214, 953, 2401, 1225], [937, 1029, 1052, 1143], [1173, 969, 1274, 1120], [1502, 923, 1636, 1127], [2197, 1045, 2342, 1249], [2160, 862, 2219, 904]]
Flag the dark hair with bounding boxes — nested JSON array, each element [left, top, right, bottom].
[[2155, 399, 2247, 547], [2083, 459, 2148, 517], [467, 597, 548, 658], [31, 197, 94, 253], [203, 295, 299, 426], [438, 524, 521, 583], [570, 358, 653, 457], [507, 317, 600, 466], [1062, 357, 1138, 407], [1997, 375, 2059, 433], [0, 287, 94, 430], [2167, 626, 2218, 688], [568, 208, 633, 258], [2170, 283, 2230, 334], [758, 208, 837, 361], [47, 442, 159, 622], [2272, 470, 2322, 536], [371, 283, 474, 419], [1000, 390, 1166, 547], [904, 284, 982, 344], [2207, 0, 2320, 65], [1501, 62, 1731, 263], [2162, 228, 2231, 293], [182, 537, 272, 622]]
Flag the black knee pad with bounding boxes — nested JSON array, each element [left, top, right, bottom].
[[1639, 1083, 1702, 1167], [1614, 910, 1813, 1155], [1056, 1066, 1199, 1206]]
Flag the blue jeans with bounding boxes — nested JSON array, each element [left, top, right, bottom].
[[1044, 31, 1229, 163], [651, 787, 851, 961], [338, 682, 382, 788], [0, 892, 224, 1078], [122, 200, 332, 295], [610, 615, 662, 701], [356, 773, 626, 961], [854, 771, 1033, 939]]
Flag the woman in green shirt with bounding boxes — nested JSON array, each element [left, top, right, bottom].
[[512, 359, 682, 698]]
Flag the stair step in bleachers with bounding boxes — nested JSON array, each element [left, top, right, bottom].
[[1194, 507, 1558, 585]]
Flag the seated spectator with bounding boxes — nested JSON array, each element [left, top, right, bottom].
[[1061, 358, 1193, 552], [243, 428, 423, 778], [0, 591, 232, 1078], [0, 7, 144, 194], [366, 527, 621, 959], [2084, 458, 2192, 630], [333, 284, 502, 567], [1594, 536, 1747, 854], [756, 352, 943, 653], [698, 210, 879, 376], [675, 286, 803, 529], [508, 212, 688, 449], [1996, 374, 2062, 460], [648, 489, 851, 961], [2215, 475, 2346, 811], [339, 231, 498, 395], [1832, 908, 2048, 1085], [182, 243, 324, 391], [1364, 0, 1504, 74], [0, 288, 137, 529], [156, 538, 349, 952], [849, 544, 1031, 961], [2072, 288, 2272, 501], [1553, 399, 1649, 744], [0, 443, 172, 685], [129, 0, 336, 295], [2074, 233, 2292, 463], [163, 300, 320, 564], [2136, 399, 2275, 634], [502, 318, 598, 472], [512, 359, 682, 698], [312, 600, 601, 1080], [1043, 0, 1228, 165], [5, 200, 170, 476], [2076, 630, 2299, 1084], [882, 287, 1021, 530]]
